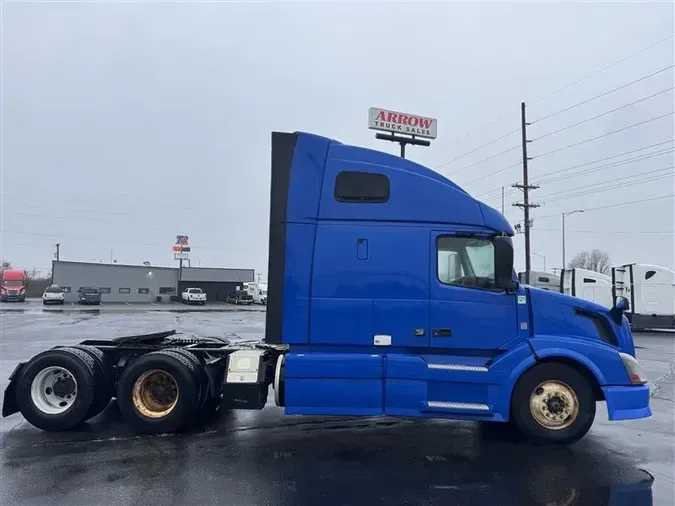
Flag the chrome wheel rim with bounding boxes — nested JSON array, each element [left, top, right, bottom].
[[529, 380, 579, 430], [30, 366, 78, 415], [132, 369, 179, 418]]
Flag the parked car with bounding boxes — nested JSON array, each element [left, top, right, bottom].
[[181, 287, 207, 305], [77, 287, 101, 305], [226, 290, 253, 305], [42, 286, 65, 305]]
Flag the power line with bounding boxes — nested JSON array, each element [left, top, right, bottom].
[[424, 34, 674, 163], [435, 127, 520, 169], [529, 34, 675, 106], [531, 65, 675, 124], [533, 140, 674, 180], [2, 230, 251, 253], [462, 161, 522, 186], [474, 139, 674, 199], [532, 228, 674, 235], [532, 193, 675, 221], [0, 191, 250, 224], [532, 112, 675, 159], [430, 35, 675, 156], [532, 87, 674, 140], [538, 167, 673, 202], [537, 148, 674, 185], [444, 144, 521, 176], [481, 148, 673, 202]]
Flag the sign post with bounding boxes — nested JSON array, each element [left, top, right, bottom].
[[368, 107, 437, 158], [173, 235, 190, 269]]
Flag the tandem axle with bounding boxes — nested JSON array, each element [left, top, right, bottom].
[[2, 330, 286, 433]]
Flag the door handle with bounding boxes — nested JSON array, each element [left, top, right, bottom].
[[433, 328, 452, 337]]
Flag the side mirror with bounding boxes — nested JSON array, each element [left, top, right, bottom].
[[610, 296, 630, 325], [494, 236, 517, 291], [615, 296, 630, 312]]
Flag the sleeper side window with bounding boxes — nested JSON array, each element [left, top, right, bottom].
[[437, 236, 496, 290], [334, 171, 389, 203]]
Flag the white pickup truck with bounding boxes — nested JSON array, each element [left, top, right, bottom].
[[181, 287, 206, 305]]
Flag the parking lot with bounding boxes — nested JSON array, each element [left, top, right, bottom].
[[0, 299, 266, 314], [0, 309, 673, 506]]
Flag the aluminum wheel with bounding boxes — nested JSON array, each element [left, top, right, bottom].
[[30, 366, 78, 415], [132, 369, 179, 419], [529, 380, 579, 430]]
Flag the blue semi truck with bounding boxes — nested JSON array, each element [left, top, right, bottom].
[[2, 131, 651, 444]]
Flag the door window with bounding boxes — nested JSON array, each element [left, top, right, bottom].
[[437, 236, 496, 289]]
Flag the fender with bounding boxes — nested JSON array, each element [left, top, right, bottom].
[[486, 342, 537, 421], [528, 336, 631, 386]]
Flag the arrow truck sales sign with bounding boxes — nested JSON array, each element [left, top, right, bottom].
[[368, 107, 437, 139]]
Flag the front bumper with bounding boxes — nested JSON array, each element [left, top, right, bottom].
[[2, 294, 25, 301], [79, 299, 100, 304], [603, 385, 651, 421]]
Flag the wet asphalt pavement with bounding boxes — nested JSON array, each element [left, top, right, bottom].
[[0, 309, 673, 506]]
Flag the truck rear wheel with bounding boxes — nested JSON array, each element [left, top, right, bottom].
[[15, 348, 97, 431], [70, 345, 114, 420], [511, 363, 595, 445], [167, 348, 210, 410], [117, 350, 200, 433]]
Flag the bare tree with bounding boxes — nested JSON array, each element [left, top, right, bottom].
[[568, 249, 612, 275]]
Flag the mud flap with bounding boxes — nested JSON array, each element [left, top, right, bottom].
[[2, 362, 25, 417]]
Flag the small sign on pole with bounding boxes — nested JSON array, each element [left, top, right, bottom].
[[173, 235, 190, 262]]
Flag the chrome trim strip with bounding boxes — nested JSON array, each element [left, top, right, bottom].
[[427, 363, 488, 372]]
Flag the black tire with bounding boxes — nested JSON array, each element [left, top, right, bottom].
[[116, 350, 200, 433], [167, 348, 209, 409], [70, 345, 113, 420], [511, 363, 596, 445], [14, 348, 97, 431]]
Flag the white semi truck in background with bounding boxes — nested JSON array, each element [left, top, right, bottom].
[[521, 264, 675, 331], [612, 264, 675, 331], [560, 268, 614, 309]]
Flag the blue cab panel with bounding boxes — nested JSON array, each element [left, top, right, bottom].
[[265, 131, 647, 426]]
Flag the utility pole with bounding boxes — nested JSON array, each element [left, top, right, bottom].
[[512, 102, 539, 285], [501, 186, 505, 215]]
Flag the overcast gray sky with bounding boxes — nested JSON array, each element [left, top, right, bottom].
[[1, 1, 674, 278]]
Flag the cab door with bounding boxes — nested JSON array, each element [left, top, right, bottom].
[[429, 231, 518, 351]]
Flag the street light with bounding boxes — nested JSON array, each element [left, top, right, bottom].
[[532, 252, 547, 273], [562, 210, 584, 269]]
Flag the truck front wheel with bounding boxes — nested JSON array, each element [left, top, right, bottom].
[[117, 350, 200, 433], [511, 363, 595, 445]]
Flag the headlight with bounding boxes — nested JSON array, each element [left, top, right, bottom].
[[619, 352, 648, 385]]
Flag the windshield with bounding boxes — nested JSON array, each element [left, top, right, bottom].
[[189, 288, 202, 293], [81, 288, 98, 293], [45, 287, 63, 293], [3, 280, 23, 286]]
